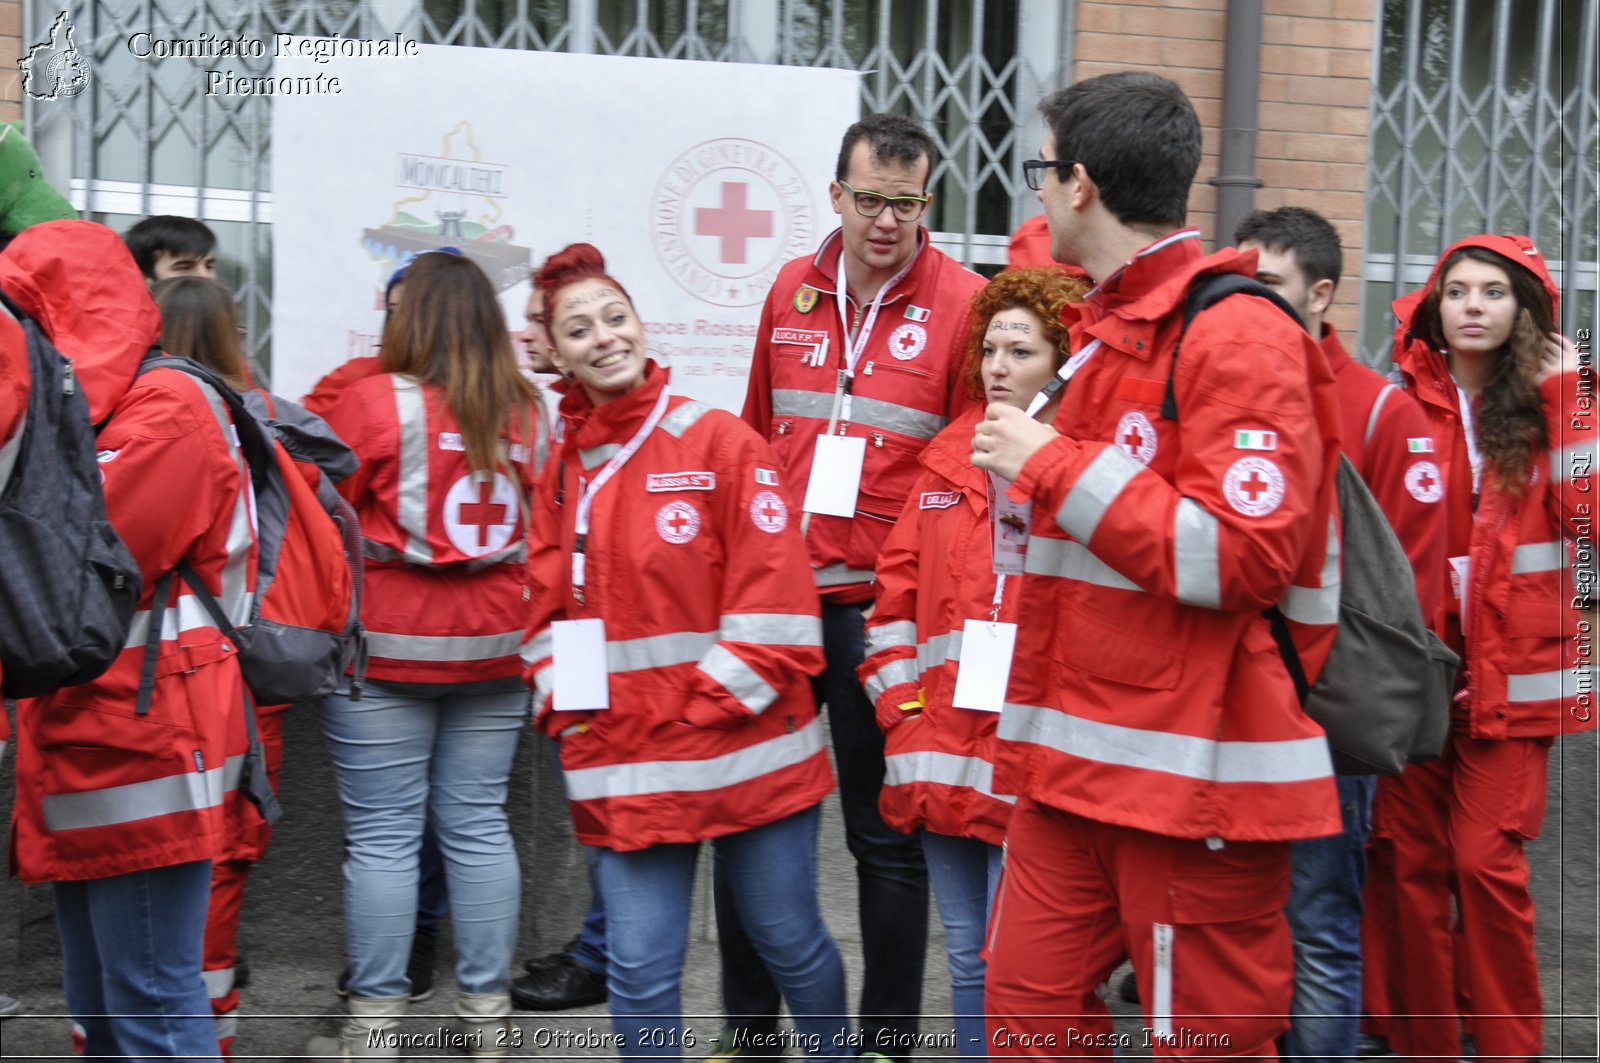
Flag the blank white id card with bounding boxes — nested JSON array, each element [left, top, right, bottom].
[[552, 617, 610, 712], [950, 619, 1017, 713], [802, 434, 867, 517]]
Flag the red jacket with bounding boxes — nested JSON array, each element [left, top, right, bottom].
[[322, 373, 544, 684], [994, 230, 1344, 843], [301, 355, 382, 419], [1392, 234, 1596, 739], [0, 301, 24, 751], [1005, 215, 1090, 279], [859, 407, 1015, 846], [1321, 325, 1447, 625], [740, 229, 985, 601], [5, 221, 257, 882], [523, 363, 833, 850]]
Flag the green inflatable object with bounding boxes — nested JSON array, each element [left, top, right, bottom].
[[0, 122, 77, 232]]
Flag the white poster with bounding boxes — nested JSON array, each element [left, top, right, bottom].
[[271, 43, 859, 412]]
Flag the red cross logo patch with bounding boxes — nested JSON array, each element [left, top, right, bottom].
[[887, 322, 928, 361], [1405, 460, 1443, 503], [749, 490, 789, 534], [1222, 456, 1286, 517], [443, 472, 518, 557], [655, 500, 702, 544], [1114, 410, 1158, 465]]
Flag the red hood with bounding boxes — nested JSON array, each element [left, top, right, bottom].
[[0, 220, 161, 422], [1392, 234, 1560, 380]]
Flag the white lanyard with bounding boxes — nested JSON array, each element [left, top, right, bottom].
[[571, 386, 672, 599], [1025, 338, 1103, 418], [828, 250, 917, 426], [1454, 382, 1483, 496]]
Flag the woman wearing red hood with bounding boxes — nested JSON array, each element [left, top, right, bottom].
[[1366, 235, 1593, 1062]]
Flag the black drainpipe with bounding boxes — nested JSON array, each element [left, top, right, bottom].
[[1210, 0, 1265, 250]]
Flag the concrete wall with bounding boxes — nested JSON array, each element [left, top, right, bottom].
[[1072, 0, 1377, 334]]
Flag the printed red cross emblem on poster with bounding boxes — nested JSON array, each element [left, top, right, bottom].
[[694, 182, 773, 265]]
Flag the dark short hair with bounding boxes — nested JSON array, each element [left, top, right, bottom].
[[834, 113, 937, 189], [1038, 72, 1201, 229], [123, 215, 216, 279], [1235, 206, 1343, 289]]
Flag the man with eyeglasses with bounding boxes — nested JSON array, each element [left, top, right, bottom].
[[722, 113, 985, 1063], [971, 71, 1345, 1056]]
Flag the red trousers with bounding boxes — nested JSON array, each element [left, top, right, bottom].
[[1362, 731, 1550, 1062], [984, 798, 1294, 1060], [205, 710, 285, 1059]]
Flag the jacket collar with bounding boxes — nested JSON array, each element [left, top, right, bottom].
[[560, 360, 670, 451], [804, 226, 930, 302], [1319, 323, 1354, 374]]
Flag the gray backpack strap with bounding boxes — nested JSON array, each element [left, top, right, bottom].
[[1364, 384, 1398, 449]]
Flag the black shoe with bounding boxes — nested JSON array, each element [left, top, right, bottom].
[[521, 936, 580, 975], [335, 929, 436, 1003], [1117, 969, 1140, 1004], [510, 957, 607, 1011]]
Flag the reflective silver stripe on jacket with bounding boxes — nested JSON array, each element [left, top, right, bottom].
[[1551, 441, 1597, 483], [214, 1012, 239, 1041], [1364, 385, 1396, 448], [1172, 499, 1221, 608], [722, 612, 822, 647], [884, 749, 1017, 805], [606, 630, 715, 672], [919, 630, 962, 671], [43, 760, 229, 831], [562, 716, 826, 802], [813, 564, 876, 588], [1277, 518, 1341, 626], [866, 620, 917, 656], [1025, 536, 1142, 593], [579, 443, 621, 471], [660, 399, 713, 438], [202, 967, 236, 997], [193, 374, 256, 628], [391, 376, 434, 565], [1055, 445, 1144, 544], [1511, 540, 1567, 575], [520, 628, 552, 666], [998, 701, 1332, 784], [1508, 667, 1590, 703], [365, 630, 524, 661], [123, 594, 235, 650], [699, 644, 779, 715], [771, 388, 945, 441], [0, 409, 23, 493], [863, 657, 920, 704]]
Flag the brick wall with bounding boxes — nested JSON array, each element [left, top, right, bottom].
[[0, 0, 22, 123], [1072, 0, 1376, 334]]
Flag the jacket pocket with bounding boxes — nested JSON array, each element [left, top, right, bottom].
[[1055, 601, 1182, 691]]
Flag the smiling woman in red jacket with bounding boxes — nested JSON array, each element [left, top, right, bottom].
[[521, 244, 847, 1061], [858, 268, 1086, 1062], [1370, 235, 1595, 1063]]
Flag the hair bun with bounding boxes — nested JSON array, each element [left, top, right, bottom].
[[535, 243, 606, 294]]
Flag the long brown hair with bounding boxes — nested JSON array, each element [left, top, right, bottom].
[[151, 277, 251, 390], [959, 268, 1090, 399], [1415, 245, 1554, 493], [380, 252, 540, 474]]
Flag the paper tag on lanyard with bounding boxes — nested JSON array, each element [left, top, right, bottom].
[[551, 617, 610, 711], [803, 434, 867, 517], [989, 473, 1033, 577], [951, 617, 1017, 713]]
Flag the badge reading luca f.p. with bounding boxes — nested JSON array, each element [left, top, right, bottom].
[[794, 286, 820, 313]]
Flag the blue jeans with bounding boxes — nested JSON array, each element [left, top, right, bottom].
[[54, 859, 221, 1061], [1283, 773, 1376, 1062], [718, 601, 927, 1058], [597, 806, 848, 1061], [922, 832, 1003, 1063], [548, 733, 608, 974], [322, 679, 526, 999]]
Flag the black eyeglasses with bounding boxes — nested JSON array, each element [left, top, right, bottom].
[[838, 181, 931, 222], [1023, 159, 1079, 191]]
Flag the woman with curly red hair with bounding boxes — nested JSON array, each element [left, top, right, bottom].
[[521, 243, 848, 1060], [1365, 235, 1594, 1062], [858, 268, 1088, 1062]]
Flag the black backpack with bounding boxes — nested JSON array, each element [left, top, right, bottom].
[[1163, 272, 1457, 774], [0, 296, 142, 699]]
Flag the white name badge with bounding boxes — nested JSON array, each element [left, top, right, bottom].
[[1448, 555, 1470, 603], [950, 619, 1018, 713], [990, 476, 1033, 577], [803, 434, 867, 517], [552, 617, 610, 712]]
